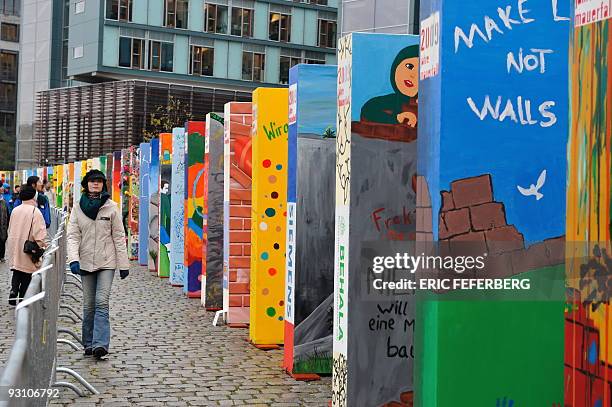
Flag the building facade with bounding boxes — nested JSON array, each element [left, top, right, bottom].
[[69, 0, 337, 86], [16, 0, 338, 169], [0, 0, 19, 169], [339, 0, 419, 36], [35, 79, 251, 165]]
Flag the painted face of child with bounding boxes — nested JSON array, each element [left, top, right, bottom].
[[394, 57, 419, 97]]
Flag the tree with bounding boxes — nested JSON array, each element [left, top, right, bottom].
[[142, 96, 193, 142]]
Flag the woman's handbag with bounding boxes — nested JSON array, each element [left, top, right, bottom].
[[23, 208, 44, 262]]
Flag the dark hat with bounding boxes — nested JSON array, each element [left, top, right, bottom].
[[26, 175, 40, 187], [81, 169, 107, 189], [19, 184, 36, 201]]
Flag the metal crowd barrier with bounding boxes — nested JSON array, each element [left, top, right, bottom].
[[0, 208, 98, 407]]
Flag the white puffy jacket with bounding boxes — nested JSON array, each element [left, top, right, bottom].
[[67, 198, 130, 272]]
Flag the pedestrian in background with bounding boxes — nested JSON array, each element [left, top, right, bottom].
[[6, 185, 47, 305], [8, 184, 20, 213], [66, 170, 130, 360], [2, 183, 11, 203], [0, 185, 9, 262], [11, 176, 51, 228]]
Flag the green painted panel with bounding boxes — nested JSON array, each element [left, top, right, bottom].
[[253, 1, 269, 40], [227, 42, 243, 80], [173, 34, 189, 74], [303, 9, 317, 47], [415, 266, 565, 406], [102, 26, 120, 67], [132, 0, 148, 24], [290, 8, 304, 45], [148, 0, 164, 26], [264, 46, 279, 84], [213, 40, 229, 78], [189, 0, 204, 32]]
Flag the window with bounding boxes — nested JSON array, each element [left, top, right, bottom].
[[0, 112, 15, 134], [231, 7, 253, 37], [75, 1, 85, 14], [119, 37, 145, 69], [0, 83, 16, 109], [305, 51, 325, 65], [279, 50, 301, 85], [0, 23, 18, 42], [269, 12, 291, 42], [106, 0, 132, 21], [0, 52, 17, 81], [73, 45, 84, 59], [318, 19, 336, 48], [149, 40, 174, 72], [190, 46, 214, 76], [204, 3, 228, 34], [0, 0, 19, 16], [242, 50, 264, 82], [165, 0, 189, 28], [309, 0, 327, 4]]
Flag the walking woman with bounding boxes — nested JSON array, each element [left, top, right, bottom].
[[67, 170, 130, 359], [6, 185, 47, 305]]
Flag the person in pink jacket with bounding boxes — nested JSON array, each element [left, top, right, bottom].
[[7, 185, 47, 305]]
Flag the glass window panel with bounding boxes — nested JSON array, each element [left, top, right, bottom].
[[269, 12, 280, 41], [242, 51, 252, 80], [176, 0, 189, 28], [231, 8, 242, 35], [150, 41, 161, 70], [119, 37, 132, 67], [216, 5, 227, 33], [202, 47, 213, 76], [1, 23, 19, 42], [161, 42, 174, 72], [106, 0, 119, 19], [243, 9, 253, 37]]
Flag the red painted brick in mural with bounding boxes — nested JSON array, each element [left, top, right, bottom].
[[225, 102, 253, 325]]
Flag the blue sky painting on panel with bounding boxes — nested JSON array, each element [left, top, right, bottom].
[[297, 64, 338, 135]]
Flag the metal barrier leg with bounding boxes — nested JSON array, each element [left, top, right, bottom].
[[61, 293, 81, 303], [52, 381, 85, 397], [58, 328, 83, 346], [55, 367, 99, 395], [63, 281, 83, 291], [57, 339, 80, 351], [59, 314, 79, 324], [213, 310, 226, 326], [60, 305, 83, 321]]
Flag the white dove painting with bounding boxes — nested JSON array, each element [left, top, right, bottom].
[[517, 170, 547, 200]]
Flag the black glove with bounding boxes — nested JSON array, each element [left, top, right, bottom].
[[70, 261, 80, 275], [119, 270, 129, 280]]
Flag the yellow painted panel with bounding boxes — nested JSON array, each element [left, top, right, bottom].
[[249, 87, 289, 345]]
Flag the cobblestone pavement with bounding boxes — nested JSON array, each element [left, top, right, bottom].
[[0, 263, 17, 367], [1, 262, 331, 406]]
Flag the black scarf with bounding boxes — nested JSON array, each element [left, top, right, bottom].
[[79, 191, 111, 220]]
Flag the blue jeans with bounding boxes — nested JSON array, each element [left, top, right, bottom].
[[81, 269, 114, 351]]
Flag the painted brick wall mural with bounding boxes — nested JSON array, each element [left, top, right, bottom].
[[139, 143, 151, 266], [283, 64, 337, 377], [149, 138, 160, 273], [223, 102, 252, 326], [185, 121, 206, 298], [170, 128, 186, 286], [566, 5, 611, 407], [159, 133, 173, 278], [204, 113, 225, 310], [333, 33, 419, 407], [416, 0, 570, 405]]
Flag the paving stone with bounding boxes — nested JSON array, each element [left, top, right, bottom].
[[0, 262, 331, 405]]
